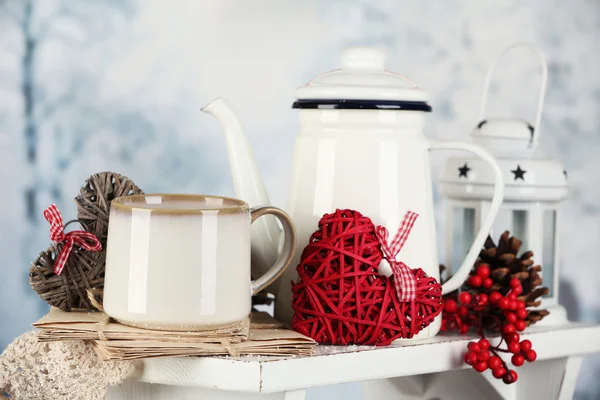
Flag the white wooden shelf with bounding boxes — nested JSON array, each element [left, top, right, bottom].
[[111, 323, 600, 399]]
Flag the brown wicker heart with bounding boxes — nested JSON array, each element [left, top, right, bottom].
[[29, 172, 143, 311], [29, 242, 106, 310], [75, 171, 144, 244]]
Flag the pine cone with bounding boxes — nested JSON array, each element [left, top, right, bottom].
[[476, 231, 550, 326]]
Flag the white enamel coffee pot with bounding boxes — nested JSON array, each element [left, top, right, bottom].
[[203, 47, 505, 338]]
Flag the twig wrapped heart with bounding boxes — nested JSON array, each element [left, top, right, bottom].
[[291, 209, 443, 345], [29, 172, 143, 311]]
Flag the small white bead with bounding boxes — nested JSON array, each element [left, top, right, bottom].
[[378, 259, 393, 277]]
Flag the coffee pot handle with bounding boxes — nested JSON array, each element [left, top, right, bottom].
[[429, 140, 505, 294], [249, 206, 297, 295]]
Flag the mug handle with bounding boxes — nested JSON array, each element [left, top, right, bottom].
[[249, 206, 297, 295], [429, 140, 505, 294]]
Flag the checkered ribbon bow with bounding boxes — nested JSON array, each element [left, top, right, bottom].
[[43, 204, 102, 275], [375, 211, 419, 302]]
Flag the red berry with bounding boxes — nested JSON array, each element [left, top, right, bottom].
[[503, 323, 516, 334], [477, 265, 490, 278], [516, 308, 528, 320], [468, 342, 481, 353], [511, 354, 525, 366], [468, 276, 483, 288], [508, 341, 521, 354], [478, 293, 489, 305], [478, 339, 490, 349], [505, 332, 520, 344], [515, 320, 527, 332], [489, 292, 502, 304], [464, 351, 477, 365], [459, 292, 472, 305], [508, 293, 517, 300], [459, 324, 469, 334], [498, 298, 510, 309], [516, 300, 526, 309], [509, 300, 518, 310], [503, 370, 518, 384], [512, 286, 523, 295], [488, 356, 502, 370], [520, 340, 532, 352], [510, 278, 521, 289], [505, 312, 517, 324], [477, 350, 491, 362], [474, 361, 488, 372], [457, 305, 468, 317], [526, 350, 537, 362], [444, 299, 458, 313], [483, 277, 494, 289], [493, 367, 507, 379], [446, 319, 458, 331]]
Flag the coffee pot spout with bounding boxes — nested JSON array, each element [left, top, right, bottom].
[[202, 97, 271, 207], [202, 97, 282, 272]]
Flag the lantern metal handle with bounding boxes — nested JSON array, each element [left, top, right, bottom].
[[478, 42, 548, 149]]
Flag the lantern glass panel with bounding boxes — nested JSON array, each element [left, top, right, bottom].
[[512, 210, 529, 253], [452, 207, 475, 274], [492, 209, 529, 253], [492, 208, 512, 238], [542, 209, 557, 297]]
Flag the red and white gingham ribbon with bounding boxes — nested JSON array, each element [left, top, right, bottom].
[[375, 211, 419, 302], [43, 204, 102, 275]]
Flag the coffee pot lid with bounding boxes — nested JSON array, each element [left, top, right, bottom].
[[293, 46, 431, 111]]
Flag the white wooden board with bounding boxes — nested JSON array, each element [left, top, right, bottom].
[[132, 323, 600, 395]]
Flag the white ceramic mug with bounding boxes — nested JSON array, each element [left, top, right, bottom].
[[103, 194, 296, 330]]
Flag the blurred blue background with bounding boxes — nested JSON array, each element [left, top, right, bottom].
[[1, 0, 599, 398]]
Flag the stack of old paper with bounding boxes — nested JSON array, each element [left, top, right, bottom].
[[33, 308, 315, 360]]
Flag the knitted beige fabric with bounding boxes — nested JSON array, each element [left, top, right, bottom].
[[0, 331, 135, 399]]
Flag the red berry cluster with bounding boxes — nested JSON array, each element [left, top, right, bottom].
[[442, 265, 537, 384], [463, 335, 536, 384]]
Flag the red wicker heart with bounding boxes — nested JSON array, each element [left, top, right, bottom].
[[291, 209, 443, 346]]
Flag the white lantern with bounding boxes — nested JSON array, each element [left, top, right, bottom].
[[439, 43, 568, 324]]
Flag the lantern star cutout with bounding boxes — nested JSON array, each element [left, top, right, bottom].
[[458, 163, 471, 178], [512, 165, 527, 181]]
